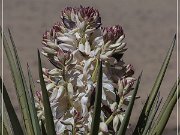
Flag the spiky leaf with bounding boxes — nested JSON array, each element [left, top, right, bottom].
[[27, 64, 41, 135], [133, 35, 176, 135], [90, 60, 102, 135], [1, 28, 34, 135], [0, 77, 24, 135], [38, 50, 56, 135]]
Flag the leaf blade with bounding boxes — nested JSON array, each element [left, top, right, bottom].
[[0, 77, 24, 135], [90, 60, 103, 135], [27, 64, 41, 135], [133, 35, 176, 135], [38, 50, 56, 135], [152, 86, 179, 135], [1, 28, 34, 135]]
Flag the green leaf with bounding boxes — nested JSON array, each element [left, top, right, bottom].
[[1, 109, 12, 135], [117, 72, 142, 135], [142, 92, 162, 135], [133, 35, 176, 135], [90, 60, 102, 135], [38, 50, 56, 135], [0, 119, 9, 135], [0, 77, 24, 135], [149, 77, 180, 134], [152, 86, 179, 135], [41, 120, 47, 135], [1, 27, 35, 135], [27, 64, 41, 135], [157, 77, 179, 120]]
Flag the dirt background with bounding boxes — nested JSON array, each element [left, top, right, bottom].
[[1, 0, 179, 134]]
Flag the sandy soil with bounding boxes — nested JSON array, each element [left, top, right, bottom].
[[1, 0, 179, 134]]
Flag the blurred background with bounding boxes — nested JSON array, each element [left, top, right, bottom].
[[1, 0, 178, 134]]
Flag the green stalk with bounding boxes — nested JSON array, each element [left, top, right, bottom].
[[90, 60, 102, 135]]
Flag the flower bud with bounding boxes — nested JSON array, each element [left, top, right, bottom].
[[102, 25, 124, 43], [99, 122, 108, 133]]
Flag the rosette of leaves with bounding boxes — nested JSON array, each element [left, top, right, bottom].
[[0, 5, 179, 135]]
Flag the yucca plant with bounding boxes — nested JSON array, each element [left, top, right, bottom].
[[0, 6, 179, 135]]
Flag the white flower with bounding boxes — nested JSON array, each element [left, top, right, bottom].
[[38, 5, 136, 134]]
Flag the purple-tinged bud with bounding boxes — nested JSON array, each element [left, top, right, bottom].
[[35, 91, 42, 101], [102, 25, 124, 43], [61, 7, 77, 29], [61, 7, 76, 18], [61, 6, 101, 29], [125, 64, 134, 77], [78, 6, 101, 28], [53, 22, 62, 32]]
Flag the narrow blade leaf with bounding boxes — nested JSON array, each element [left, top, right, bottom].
[[41, 120, 47, 135], [1, 27, 34, 135], [0, 77, 24, 135], [38, 50, 56, 135], [142, 93, 162, 135], [90, 60, 103, 135], [133, 35, 176, 135], [0, 119, 9, 135], [27, 64, 41, 135], [152, 86, 179, 135]]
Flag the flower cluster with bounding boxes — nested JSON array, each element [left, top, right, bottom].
[[36, 6, 135, 134]]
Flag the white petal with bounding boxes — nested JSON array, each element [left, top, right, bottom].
[[81, 96, 88, 116], [93, 36, 104, 47], [70, 10, 76, 22], [116, 34, 125, 43], [78, 43, 85, 52], [110, 102, 117, 112], [77, 78, 84, 87], [81, 96, 88, 105], [113, 115, 120, 132], [84, 58, 94, 71], [104, 50, 114, 57], [48, 68, 60, 75], [67, 83, 73, 99], [56, 121, 66, 134], [85, 28, 95, 34], [100, 54, 108, 59], [75, 32, 81, 39], [57, 36, 74, 44], [109, 43, 121, 49], [118, 114, 125, 123], [103, 83, 114, 91], [102, 88, 106, 100], [99, 122, 108, 133], [46, 83, 55, 91], [49, 88, 58, 101], [85, 41, 91, 55], [78, 21, 85, 30], [42, 47, 56, 55], [60, 43, 75, 51], [116, 42, 126, 50], [56, 86, 65, 99], [62, 117, 74, 125]]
